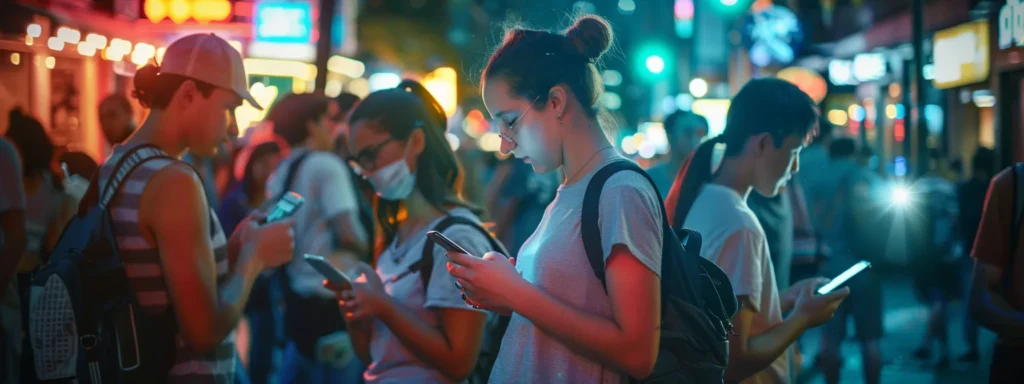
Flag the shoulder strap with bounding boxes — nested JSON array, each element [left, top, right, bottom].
[[418, 215, 509, 292], [77, 145, 173, 214], [581, 160, 667, 291], [277, 151, 313, 200], [1004, 163, 1024, 294]]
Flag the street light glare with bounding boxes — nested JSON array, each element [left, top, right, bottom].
[[645, 55, 665, 74], [891, 185, 912, 206]]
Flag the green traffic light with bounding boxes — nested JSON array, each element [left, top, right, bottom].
[[645, 55, 665, 74], [635, 41, 671, 80]]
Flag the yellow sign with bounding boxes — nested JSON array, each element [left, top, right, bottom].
[[932, 20, 989, 89], [423, 67, 458, 118], [145, 0, 232, 24]]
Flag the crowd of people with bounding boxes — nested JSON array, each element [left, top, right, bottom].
[[1, 13, 1023, 384]]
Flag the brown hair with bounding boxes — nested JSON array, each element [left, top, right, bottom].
[[482, 15, 613, 117], [132, 65, 215, 109]]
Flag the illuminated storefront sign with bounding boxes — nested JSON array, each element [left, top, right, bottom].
[[145, 0, 232, 24], [999, 0, 1024, 49], [254, 2, 313, 44], [828, 59, 856, 85], [933, 20, 989, 89], [852, 53, 885, 82]]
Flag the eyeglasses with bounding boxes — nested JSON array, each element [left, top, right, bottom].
[[497, 96, 540, 155], [346, 137, 395, 175]]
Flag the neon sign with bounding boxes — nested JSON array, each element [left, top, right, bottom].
[[999, 0, 1024, 49], [254, 2, 313, 44], [144, 0, 232, 24]]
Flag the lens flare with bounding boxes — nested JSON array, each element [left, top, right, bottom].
[[891, 185, 912, 206]]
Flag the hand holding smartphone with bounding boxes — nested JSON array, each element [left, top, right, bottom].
[[427, 230, 471, 256], [817, 260, 871, 295], [264, 192, 304, 224], [304, 254, 352, 289]]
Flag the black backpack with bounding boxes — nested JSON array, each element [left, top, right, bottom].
[[416, 215, 511, 384], [581, 160, 739, 383], [28, 145, 178, 383]]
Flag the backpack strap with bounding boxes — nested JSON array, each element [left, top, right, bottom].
[[99, 146, 176, 208], [581, 159, 668, 291], [1003, 163, 1024, 295], [77, 145, 174, 215], [276, 150, 314, 201], [416, 215, 509, 293]]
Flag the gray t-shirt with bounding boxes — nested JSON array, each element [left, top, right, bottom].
[[366, 207, 491, 383], [489, 156, 663, 384]]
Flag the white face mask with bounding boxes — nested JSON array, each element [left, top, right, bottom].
[[367, 157, 416, 200]]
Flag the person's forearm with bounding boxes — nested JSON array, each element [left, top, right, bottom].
[[725, 314, 808, 382], [969, 288, 1024, 338], [512, 282, 655, 378], [211, 250, 264, 347], [376, 297, 475, 380], [780, 286, 797, 314], [345, 320, 373, 365]]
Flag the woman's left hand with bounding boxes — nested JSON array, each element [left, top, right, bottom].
[[326, 262, 391, 322], [446, 252, 525, 314]]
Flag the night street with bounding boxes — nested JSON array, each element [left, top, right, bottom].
[[798, 276, 997, 384]]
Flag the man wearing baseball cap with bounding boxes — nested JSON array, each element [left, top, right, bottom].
[[80, 33, 294, 382]]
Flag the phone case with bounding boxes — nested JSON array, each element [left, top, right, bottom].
[[427, 231, 469, 254], [303, 255, 351, 286]]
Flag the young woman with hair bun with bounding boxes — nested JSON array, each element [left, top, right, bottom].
[[445, 15, 665, 383]]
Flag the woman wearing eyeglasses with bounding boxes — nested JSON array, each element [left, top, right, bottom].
[[445, 15, 664, 383], [327, 80, 501, 383]]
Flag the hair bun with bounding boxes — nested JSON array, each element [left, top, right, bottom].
[[564, 15, 613, 62], [132, 64, 162, 109]]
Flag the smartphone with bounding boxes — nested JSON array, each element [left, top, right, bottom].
[[426, 231, 470, 255], [817, 260, 871, 295], [304, 254, 352, 287], [264, 192, 304, 224]]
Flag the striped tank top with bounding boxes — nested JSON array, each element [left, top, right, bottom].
[[98, 145, 236, 383]]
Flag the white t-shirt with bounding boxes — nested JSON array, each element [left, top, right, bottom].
[[265, 148, 359, 298], [366, 207, 491, 383], [683, 184, 788, 384]]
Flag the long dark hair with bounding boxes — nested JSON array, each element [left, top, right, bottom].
[[665, 78, 819, 227], [242, 141, 282, 196], [6, 109, 53, 178], [348, 80, 479, 244]]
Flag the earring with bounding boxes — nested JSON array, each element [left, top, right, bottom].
[[557, 114, 563, 125]]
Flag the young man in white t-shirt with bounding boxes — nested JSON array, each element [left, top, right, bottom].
[[264, 93, 370, 383], [668, 78, 851, 383]]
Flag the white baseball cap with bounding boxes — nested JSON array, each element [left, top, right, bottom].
[[159, 33, 262, 110]]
